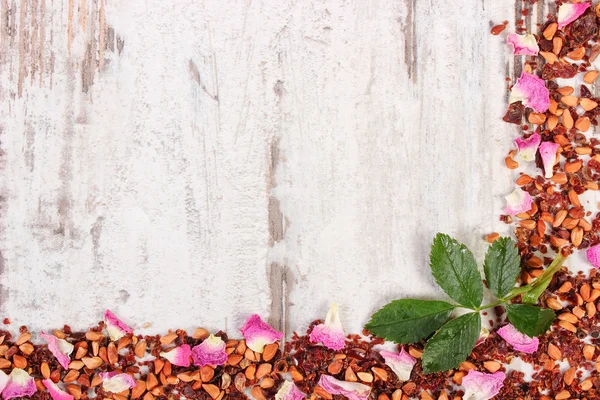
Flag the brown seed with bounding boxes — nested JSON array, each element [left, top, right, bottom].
[[580, 98, 598, 111], [372, 367, 388, 381], [193, 328, 210, 340], [107, 342, 118, 365], [160, 333, 177, 345], [519, 219, 536, 230], [547, 115, 559, 130], [289, 366, 303, 382], [581, 283, 591, 301], [63, 370, 80, 383], [558, 320, 577, 333], [85, 331, 104, 341], [543, 22, 558, 40], [558, 312, 578, 324], [581, 378, 593, 391], [505, 157, 518, 169], [565, 161, 583, 174], [146, 373, 158, 390], [66, 384, 82, 400], [69, 360, 84, 370], [569, 190, 582, 207], [516, 174, 533, 185], [134, 340, 146, 358], [584, 70, 599, 84], [256, 363, 272, 380], [131, 380, 146, 399], [527, 256, 543, 268], [391, 389, 403, 400], [563, 109, 574, 129], [143, 393, 155, 400], [553, 210, 568, 228], [154, 359, 164, 374], [379, 395, 391, 400], [357, 372, 373, 383], [327, 359, 343, 375], [245, 364, 256, 380], [557, 86, 573, 96], [203, 384, 221, 400], [548, 343, 562, 360], [200, 365, 215, 382], [41, 362, 50, 379], [227, 354, 242, 366], [571, 227, 583, 247], [540, 51, 558, 64], [563, 367, 576, 386], [528, 112, 546, 125], [260, 377, 275, 389], [74, 346, 87, 360], [82, 356, 103, 369], [573, 306, 586, 319], [589, 289, 600, 302], [567, 47, 585, 60], [117, 335, 131, 351], [483, 361, 501, 373], [234, 373, 246, 392], [584, 344, 596, 360], [555, 389, 571, 399], [166, 375, 179, 385], [313, 386, 332, 400], [221, 373, 231, 390], [485, 232, 500, 243], [92, 374, 103, 387], [561, 95, 579, 107], [575, 117, 591, 132], [12, 354, 26, 369], [452, 371, 465, 385], [163, 360, 172, 376], [420, 393, 434, 400], [262, 343, 278, 362], [580, 218, 592, 232], [345, 366, 357, 382], [18, 342, 34, 355]]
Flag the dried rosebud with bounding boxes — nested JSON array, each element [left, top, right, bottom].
[[507, 33, 539, 56], [309, 303, 346, 351], [497, 324, 539, 354], [240, 314, 283, 353]]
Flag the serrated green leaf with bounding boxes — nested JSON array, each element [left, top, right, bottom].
[[421, 312, 481, 374], [506, 304, 555, 337], [430, 234, 483, 309], [483, 237, 521, 299], [365, 299, 455, 344]]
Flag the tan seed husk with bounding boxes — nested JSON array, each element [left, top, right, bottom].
[[160, 333, 177, 345], [345, 366, 357, 382], [483, 361, 501, 373], [357, 372, 373, 383], [193, 328, 210, 340], [505, 157, 518, 169], [567, 47, 585, 60], [553, 210, 568, 228], [584, 70, 599, 84], [558, 320, 577, 333], [584, 344, 596, 360], [203, 384, 221, 400], [575, 117, 591, 132], [571, 226, 583, 247], [262, 343, 278, 362], [540, 51, 558, 64], [548, 343, 562, 360], [558, 312, 578, 324], [327, 359, 343, 375], [563, 109, 574, 128], [543, 22, 558, 40], [134, 340, 146, 358], [200, 365, 215, 382], [564, 367, 576, 386]]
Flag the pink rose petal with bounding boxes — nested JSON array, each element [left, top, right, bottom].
[[0, 370, 9, 394], [504, 188, 533, 216], [509, 72, 550, 113], [539, 141, 560, 179], [41, 331, 74, 370], [160, 344, 191, 367], [192, 334, 228, 367], [99, 372, 136, 393], [309, 303, 346, 351], [507, 33, 539, 56], [515, 133, 541, 162], [497, 324, 539, 354], [274, 381, 304, 400], [587, 244, 600, 268], [317, 375, 371, 400], [43, 379, 74, 400], [558, 3, 591, 29], [3, 369, 37, 400], [462, 370, 506, 400], [240, 314, 283, 353], [104, 310, 133, 341], [380, 348, 416, 381]]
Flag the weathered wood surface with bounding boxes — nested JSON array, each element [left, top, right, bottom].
[[0, 0, 548, 334]]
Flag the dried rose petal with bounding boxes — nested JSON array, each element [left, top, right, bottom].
[[380, 348, 416, 381], [558, 2, 591, 29], [160, 344, 192, 367], [3, 369, 37, 400], [476, 327, 490, 347], [274, 380, 304, 400], [317, 375, 371, 400], [0, 370, 9, 394], [509, 72, 550, 113], [504, 188, 533, 216], [497, 324, 539, 353], [309, 303, 346, 351], [99, 372, 136, 393], [462, 370, 506, 400], [240, 314, 283, 353], [586, 244, 600, 268], [104, 309, 133, 341], [40, 331, 74, 370], [539, 141, 560, 179], [507, 33, 539, 56], [43, 379, 74, 400], [515, 133, 541, 162], [191, 334, 228, 367]]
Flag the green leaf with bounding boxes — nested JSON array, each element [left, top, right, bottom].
[[506, 304, 555, 337], [483, 237, 520, 299], [430, 233, 483, 309], [365, 299, 455, 344], [421, 312, 481, 374]]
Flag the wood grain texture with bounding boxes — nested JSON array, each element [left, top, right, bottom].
[[0, 0, 545, 335]]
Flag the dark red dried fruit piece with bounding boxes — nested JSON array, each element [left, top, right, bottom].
[[503, 102, 525, 124]]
